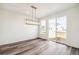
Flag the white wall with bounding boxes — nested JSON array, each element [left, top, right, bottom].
[[40, 6, 79, 48], [66, 6, 79, 48], [0, 9, 38, 45]]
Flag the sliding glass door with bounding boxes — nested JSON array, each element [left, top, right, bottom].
[[56, 16, 67, 40], [48, 16, 67, 41]]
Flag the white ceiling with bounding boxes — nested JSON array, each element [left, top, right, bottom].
[[0, 3, 79, 19]]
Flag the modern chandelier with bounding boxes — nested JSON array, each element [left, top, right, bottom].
[[26, 5, 39, 25]]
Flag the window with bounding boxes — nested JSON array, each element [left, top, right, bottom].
[[56, 16, 67, 39], [48, 18, 56, 39], [40, 20, 46, 35], [48, 16, 67, 40]]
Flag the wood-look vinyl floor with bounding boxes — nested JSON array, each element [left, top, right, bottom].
[[0, 39, 79, 55]]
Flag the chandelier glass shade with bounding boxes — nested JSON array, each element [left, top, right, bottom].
[[25, 5, 39, 25]]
